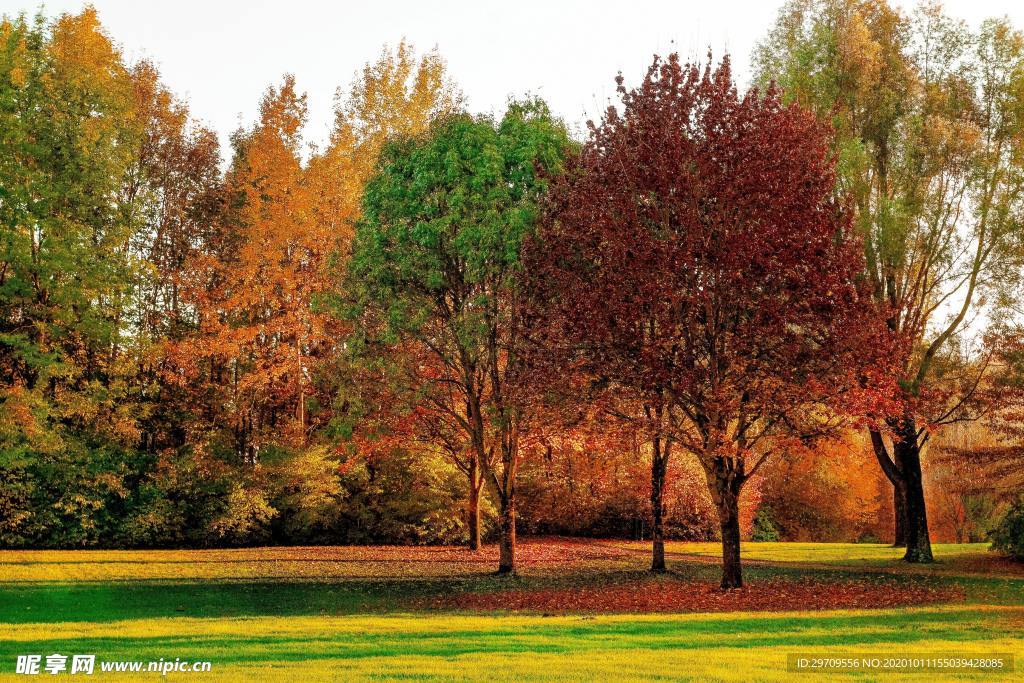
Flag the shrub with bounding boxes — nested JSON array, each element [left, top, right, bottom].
[[118, 494, 185, 547], [751, 506, 781, 542], [990, 497, 1024, 561], [208, 484, 277, 546], [330, 448, 469, 545]]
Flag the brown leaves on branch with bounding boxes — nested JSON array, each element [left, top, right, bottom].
[[523, 52, 899, 586]]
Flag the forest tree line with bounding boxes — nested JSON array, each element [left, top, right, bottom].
[[2, 0, 1024, 587]]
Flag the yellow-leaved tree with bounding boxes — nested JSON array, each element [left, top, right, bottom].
[[169, 42, 460, 542]]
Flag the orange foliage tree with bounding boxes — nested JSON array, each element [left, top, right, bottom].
[[172, 41, 461, 468], [755, 434, 892, 542]]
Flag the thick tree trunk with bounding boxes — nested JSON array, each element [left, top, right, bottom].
[[650, 441, 668, 573], [705, 458, 744, 589], [894, 422, 933, 563], [870, 421, 931, 559], [893, 484, 908, 548], [497, 494, 516, 574], [717, 489, 742, 589], [467, 467, 482, 551]]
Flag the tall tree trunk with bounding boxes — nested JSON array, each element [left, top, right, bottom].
[[717, 486, 743, 589], [871, 419, 933, 562], [491, 441, 518, 574], [650, 437, 668, 573], [893, 484, 907, 547], [497, 493, 515, 574], [467, 461, 482, 551], [705, 458, 744, 589], [895, 418, 933, 563]]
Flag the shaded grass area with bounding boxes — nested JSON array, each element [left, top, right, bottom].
[[0, 540, 1022, 681], [5, 562, 1017, 624]]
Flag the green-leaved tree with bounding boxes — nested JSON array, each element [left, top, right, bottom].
[[347, 100, 571, 573]]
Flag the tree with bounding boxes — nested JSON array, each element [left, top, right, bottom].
[[524, 54, 890, 588], [756, 433, 893, 542], [321, 39, 463, 186], [349, 101, 571, 573], [755, 0, 1024, 562], [173, 75, 342, 463], [0, 9, 230, 546], [340, 341, 492, 548], [0, 8, 140, 427], [121, 59, 222, 455], [0, 9, 153, 544], [951, 330, 1024, 497], [309, 39, 462, 266], [163, 40, 461, 545], [315, 40, 467, 540], [516, 413, 719, 541]]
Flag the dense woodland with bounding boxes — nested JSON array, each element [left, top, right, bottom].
[[2, 0, 1024, 588]]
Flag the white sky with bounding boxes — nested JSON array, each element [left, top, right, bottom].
[[3, 0, 1022, 155]]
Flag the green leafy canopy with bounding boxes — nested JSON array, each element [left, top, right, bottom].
[[349, 98, 572, 341]]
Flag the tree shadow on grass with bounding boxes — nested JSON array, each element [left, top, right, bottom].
[[0, 563, 1004, 624], [0, 580, 405, 624]]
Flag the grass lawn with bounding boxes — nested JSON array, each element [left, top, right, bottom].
[[0, 540, 1021, 681]]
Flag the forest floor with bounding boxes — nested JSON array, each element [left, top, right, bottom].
[[0, 539, 1021, 681]]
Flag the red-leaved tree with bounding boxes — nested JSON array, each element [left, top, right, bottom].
[[524, 54, 894, 588]]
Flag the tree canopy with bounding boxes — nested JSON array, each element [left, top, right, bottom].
[[524, 54, 894, 587], [2, 4, 1023, 590], [349, 101, 572, 572]]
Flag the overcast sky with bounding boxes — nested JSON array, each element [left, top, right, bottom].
[[2, 1, 1022, 154]]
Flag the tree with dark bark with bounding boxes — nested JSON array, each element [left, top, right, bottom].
[[349, 102, 571, 574], [524, 54, 892, 588], [755, 0, 1024, 562]]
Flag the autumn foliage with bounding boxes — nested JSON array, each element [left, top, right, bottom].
[[2, 3, 1024, 590], [524, 54, 894, 586]]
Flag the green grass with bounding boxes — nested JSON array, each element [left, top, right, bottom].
[[0, 541, 1021, 681], [2, 607, 1021, 681], [656, 541, 1023, 573]]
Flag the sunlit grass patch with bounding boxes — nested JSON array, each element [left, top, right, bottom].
[[640, 541, 1024, 576], [0, 539, 637, 584], [1, 608, 1022, 681], [0, 541, 1021, 681], [661, 541, 987, 564]]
